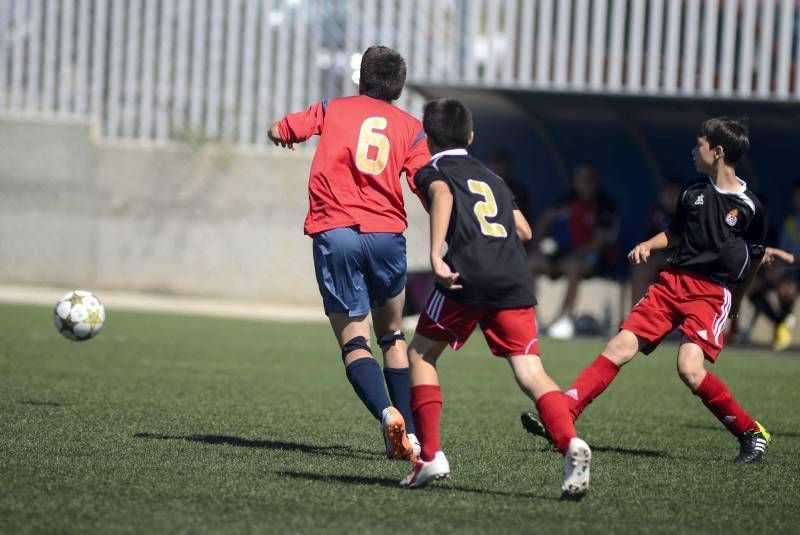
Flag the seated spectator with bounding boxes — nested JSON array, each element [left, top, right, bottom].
[[528, 163, 620, 338], [486, 149, 534, 226], [629, 177, 683, 307]]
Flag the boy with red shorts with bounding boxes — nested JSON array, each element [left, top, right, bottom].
[[399, 99, 592, 499], [523, 117, 771, 463], [268, 46, 430, 460]]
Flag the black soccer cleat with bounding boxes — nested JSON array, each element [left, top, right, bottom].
[[521, 410, 555, 446], [735, 421, 772, 464]]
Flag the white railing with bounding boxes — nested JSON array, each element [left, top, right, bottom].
[[1, 0, 799, 146]]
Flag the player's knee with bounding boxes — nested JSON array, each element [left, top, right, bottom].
[[677, 361, 705, 390], [341, 336, 372, 360], [377, 330, 406, 352], [602, 333, 637, 364]]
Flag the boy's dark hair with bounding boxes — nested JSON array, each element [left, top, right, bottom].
[[359, 46, 406, 101], [423, 99, 473, 150], [698, 117, 750, 165]]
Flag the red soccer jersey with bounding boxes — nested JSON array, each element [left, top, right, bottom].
[[276, 95, 431, 236]]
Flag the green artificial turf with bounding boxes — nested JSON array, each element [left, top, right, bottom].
[[1, 302, 799, 534]]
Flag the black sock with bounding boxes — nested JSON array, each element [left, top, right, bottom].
[[345, 358, 391, 421], [383, 367, 415, 435]]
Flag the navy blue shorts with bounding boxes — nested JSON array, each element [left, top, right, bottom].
[[312, 227, 407, 317]]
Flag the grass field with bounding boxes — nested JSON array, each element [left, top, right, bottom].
[[1, 302, 799, 534]]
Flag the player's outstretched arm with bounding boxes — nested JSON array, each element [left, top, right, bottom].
[[628, 231, 670, 264], [513, 210, 533, 242], [428, 181, 462, 290], [763, 246, 796, 266]]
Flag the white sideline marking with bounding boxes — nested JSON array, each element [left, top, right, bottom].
[[0, 284, 326, 323]]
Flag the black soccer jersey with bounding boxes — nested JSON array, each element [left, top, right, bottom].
[[414, 149, 537, 308], [667, 177, 766, 283]]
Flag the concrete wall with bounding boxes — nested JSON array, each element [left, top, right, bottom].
[[0, 116, 430, 305]]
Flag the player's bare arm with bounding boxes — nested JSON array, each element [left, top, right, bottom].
[[428, 181, 462, 290], [267, 121, 294, 150], [513, 209, 533, 242], [628, 231, 670, 264], [763, 246, 796, 266]]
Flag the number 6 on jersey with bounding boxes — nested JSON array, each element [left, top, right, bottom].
[[355, 117, 391, 175], [467, 179, 508, 238]]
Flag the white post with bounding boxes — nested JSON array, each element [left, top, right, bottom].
[[589, 0, 607, 90], [106, 0, 125, 137], [464, 0, 481, 84], [25, 0, 43, 113], [681, 0, 700, 95], [73, 0, 91, 115], [535, 0, 553, 87], [571, 0, 589, 89], [483, 0, 500, 83], [255, 0, 275, 146], [272, 0, 291, 120], [607, 0, 626, 91], [626, 0, 645, 92], [737, 0, 756, 97], [775, 0, 795, 99], [139, 0, 158, 140], [205, 0, 225, 139], [517, 0, 535, 86], [501, 0, 517, 83], [90, 0, 108, 118], [190, 0, 208, 133], [756, 0, 776, 98], [122, 0, 142, 137], [155, 0, 175, 142], [172, 0, 191, 129], [290, 0, 307, 112], [224, 0, 243, 140], [700, 0, 719, 96], [553, 0, 571, 88], [58, 0, 75, 115], [41, 1, 58, 112], [413, 0, 431, 80], [663, 0, 682, 94], [237, 0, 258, 145], [719, 0, 737, 96], [644, 0, 664, 93], [9, 0, 26, 111]]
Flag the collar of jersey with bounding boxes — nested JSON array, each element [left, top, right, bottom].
[[431, 148, 469, 160], [707, 175, 747, 195]]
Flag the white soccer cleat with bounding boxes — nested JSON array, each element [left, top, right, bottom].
[[399, 451, 450, 488], [408, 433, 421, 459], [547, 315, 575, 340], [382, 407, 415, 460], [561, 437, 592, 499]]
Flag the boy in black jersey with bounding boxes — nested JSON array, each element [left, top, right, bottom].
[[398, 99, 592, 499], [523, 117, 771, 464]]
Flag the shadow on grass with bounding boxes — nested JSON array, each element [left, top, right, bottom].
[[591, 445, 670, 458], [18, 400, 64, 407], [277, 470, 562, 501], [684, 423, 800, 439], [134, 432, 384, 460]]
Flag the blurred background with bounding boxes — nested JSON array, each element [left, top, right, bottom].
[[1, 0, 799, 348]]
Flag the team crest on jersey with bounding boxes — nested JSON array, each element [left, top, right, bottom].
[[694, 194, 704, 206], [725, 208, 739, 226]]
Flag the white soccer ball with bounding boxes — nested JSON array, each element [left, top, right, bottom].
[[53, 290, 106, 341]]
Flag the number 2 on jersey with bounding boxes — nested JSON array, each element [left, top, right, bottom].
[[467, 179, 508, 238], [355, 117, 390, 175]]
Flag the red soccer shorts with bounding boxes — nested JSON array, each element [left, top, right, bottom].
[[415, 289, 540, 357], [622, 267, 731, 361]]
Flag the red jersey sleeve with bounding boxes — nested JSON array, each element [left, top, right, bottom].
[[277, 100, 326, 144], [402, 129, 431, 204]]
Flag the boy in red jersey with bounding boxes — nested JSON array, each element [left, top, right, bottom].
[[523, 117, 772, 464], [398, 99, 592, 499], [268, 46, 430, 460]]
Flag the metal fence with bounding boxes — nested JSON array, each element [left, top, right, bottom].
[[1, 0, 799, 146]]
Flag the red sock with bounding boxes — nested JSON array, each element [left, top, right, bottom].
[[411, 384, 442, 462], [536, 390, 577, 454], [693, 372, 756, 436], [566, 355, 620, 421]]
